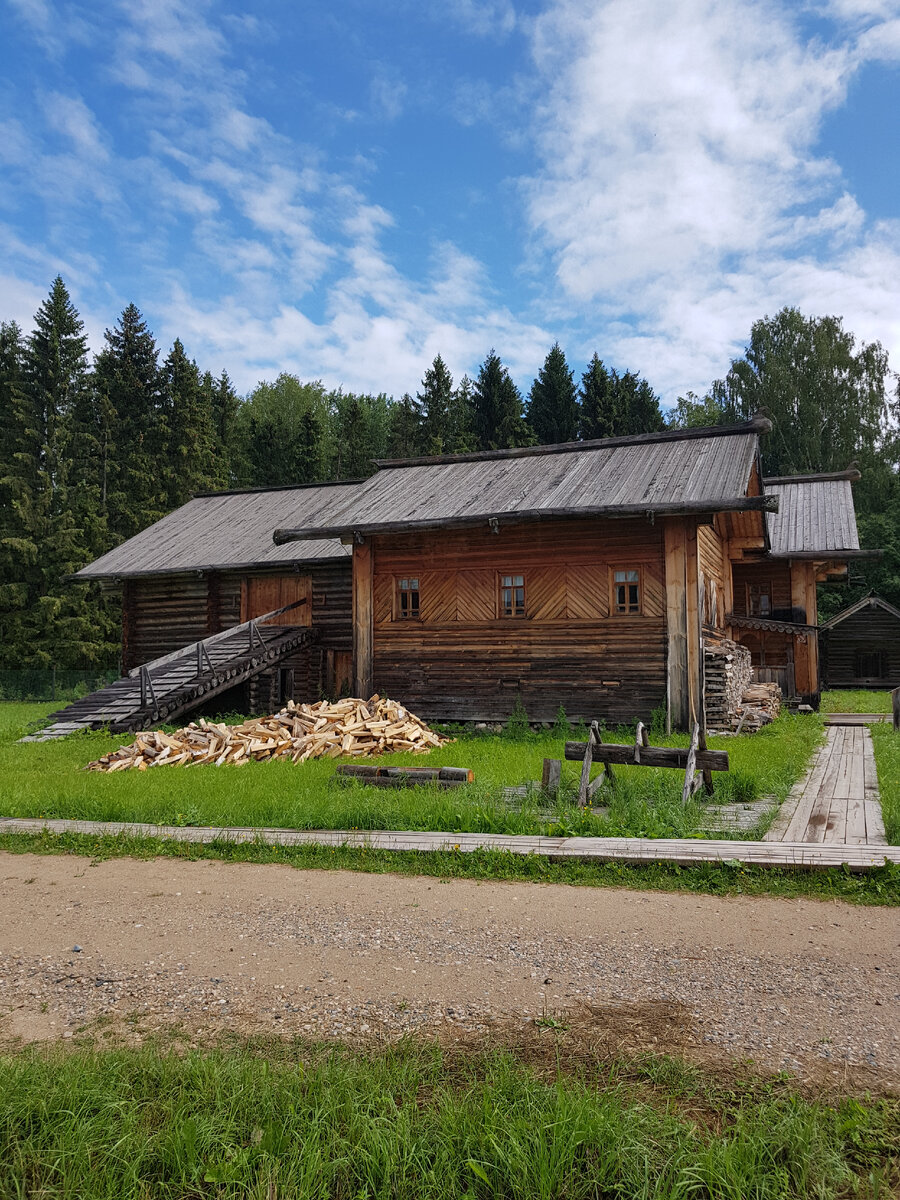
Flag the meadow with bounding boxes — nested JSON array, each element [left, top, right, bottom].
[[0, 702, 826, 841]]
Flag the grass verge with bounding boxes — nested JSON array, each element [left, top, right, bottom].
[[870, 724, 900, 845], [821, 690, 893, 714], [2, 829, 899, 904], [1, 1035, 897, 1198], [0, 703, 824, 841]]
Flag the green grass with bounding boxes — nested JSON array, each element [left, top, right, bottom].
[[870, 724, 900, 845], [0, 703, 824, 842], [3, 828, 900, 905], [821, 690, 893, 713], [1, 1036, 897, 1198]]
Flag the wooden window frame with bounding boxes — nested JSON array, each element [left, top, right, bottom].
[[394, 576, 421, 621], [746, 581, 772, 618], [498, 572, 526, 618], [609, 566, 643, 616]]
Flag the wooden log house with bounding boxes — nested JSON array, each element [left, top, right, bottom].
[[74, 418, 875, 728], [272, 417, 875, 726], [820, 595, 900, 689]]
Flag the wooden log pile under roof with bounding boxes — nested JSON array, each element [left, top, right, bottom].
[[86, 696, 449, 771]]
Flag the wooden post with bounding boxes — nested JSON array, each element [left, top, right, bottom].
[[893, 686, 900, 732], [681, 722, 702, 803], [634, 721, 649, 762], [352, 539, 374, 699], [577, 723, 595, 807], [664, 518, 689, 732], [791, 560, 814, 697], [541, 758, 562, 795]]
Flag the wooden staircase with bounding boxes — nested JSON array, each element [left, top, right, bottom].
[[21, 602, 316, 741]]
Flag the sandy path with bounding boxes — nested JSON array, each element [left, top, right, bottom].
[[0, 852, 897, 1085]]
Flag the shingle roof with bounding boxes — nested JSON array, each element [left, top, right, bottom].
[[821, 594, 900, 631], [764, 474, 861, 557], [74, 484, 353, 580], [274, 421, 772, 542]]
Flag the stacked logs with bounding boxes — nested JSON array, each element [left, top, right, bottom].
[[86, 696, 449, 771]]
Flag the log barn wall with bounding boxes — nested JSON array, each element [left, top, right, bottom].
[[822, 603, 900, 688], [369, 517, 667, 722], [698, 520, 727, 632], [122, 560, 352, 701]]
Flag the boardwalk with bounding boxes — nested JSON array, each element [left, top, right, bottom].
[[764, 725, 886, 845], [2, 816, 898, 871]]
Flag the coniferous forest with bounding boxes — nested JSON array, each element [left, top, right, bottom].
[[1, 277, 897, 671]]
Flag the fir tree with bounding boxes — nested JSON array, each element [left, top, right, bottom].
[[527, 343, 577, 445], [207, 369, 240, 487], [472, 350, 528, 450], [578, 353, 619, 439], [94, 304, 164, 541], [417, 354, 453, 454], [387, 392, 424, 458], [446, 374, 478, 453], [163, 339, 219, 508], [614, 371, 665, 435], [0, 321, 34, 664]]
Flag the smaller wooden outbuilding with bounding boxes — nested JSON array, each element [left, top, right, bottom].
[[820, 595, 900, 689]]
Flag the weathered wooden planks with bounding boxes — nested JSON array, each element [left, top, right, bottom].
[[2, 816, 898, 871], [765, 726, 888, 847], [564, 742, 729, 770]]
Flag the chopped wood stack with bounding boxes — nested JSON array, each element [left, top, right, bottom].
[[734, 682, 782, 731], [704, 638, 753, 730], [86, 696, 450, 772]]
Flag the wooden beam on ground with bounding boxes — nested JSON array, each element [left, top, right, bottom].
[[565, 741, 728, 771]]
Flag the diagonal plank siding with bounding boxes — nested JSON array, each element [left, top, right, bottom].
[[371, 518, 667, 722]]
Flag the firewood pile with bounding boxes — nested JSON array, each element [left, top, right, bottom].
[[86, 696, 449, 772], [733, 682, 782, 731]]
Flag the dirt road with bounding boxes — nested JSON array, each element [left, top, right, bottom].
[[1, 852, 897, 1085]]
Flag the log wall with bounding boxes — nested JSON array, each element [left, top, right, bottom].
[[369, 518, 667, 722], [822, 606, 900, 688], [122, 560, 352, 701]]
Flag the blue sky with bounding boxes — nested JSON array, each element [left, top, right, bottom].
[[2, 0, 900, 406]]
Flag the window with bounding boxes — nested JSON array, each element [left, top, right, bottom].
[[747, 583, 772, 617], [499, 573, 526, 617], [397, 577, 420, 619], [856, 650, 888, 679], [613, 568, 641, 615]]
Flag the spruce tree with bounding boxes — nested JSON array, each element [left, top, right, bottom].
[[207, 369, 240, 487], [236, 376, 329, 487], [21, 279, 117, 668], [472, 350, 528, 450], [163, 339, 219, 508], [94, 304, 165, 541], [417, 354, 454, 454], [614, 371, 665, 435], [387, 393, 424, 458], [0, 321, 34, 666], [446, 374, 478, 453], [527, 342, 578, 445], [578, 353, 619, 439]]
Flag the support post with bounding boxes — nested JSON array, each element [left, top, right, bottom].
[[664, 517, 702, 731], [353, 538, 374, 699]]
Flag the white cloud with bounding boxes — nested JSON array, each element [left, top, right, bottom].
[[41, 92, 109, 159], [439, 0, 517, 37], [521, 0, 900, 396]]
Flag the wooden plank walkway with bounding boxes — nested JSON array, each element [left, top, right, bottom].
[[764, 725, 887, 845], [825, 713, 889, 725], [2, 817, 898, 872]]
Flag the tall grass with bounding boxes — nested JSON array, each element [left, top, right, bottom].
[[0, 703, 823, 840], [870, 724, 900, 844], [1, 1038, 895, 1199]]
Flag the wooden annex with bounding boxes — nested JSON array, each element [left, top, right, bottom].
[[72, 417, 875, 731], [820, 595, 900, 689]]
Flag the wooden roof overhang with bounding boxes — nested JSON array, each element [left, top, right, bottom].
[[728, 613, 820, 636], [273, 495, 778, 545]]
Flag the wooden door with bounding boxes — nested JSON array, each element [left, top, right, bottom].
[[241, 575, 312, 627]]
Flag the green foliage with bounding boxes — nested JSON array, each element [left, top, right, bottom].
[[577, 353, 664, 439], [417, 354, 454, 453], [473, 349, 529, 450], [552, 704, 571, 738], [869, 724, 900, 844], [2, 1039, 894, 1199], [503, 693, 531, 738], [821, 691, 893, 714], [234, 374, 331, 487], [527, 342, 578, 445], [388, 391, 425, 458]]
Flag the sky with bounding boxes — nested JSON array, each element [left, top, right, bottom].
[[2, 0, 900, 406]]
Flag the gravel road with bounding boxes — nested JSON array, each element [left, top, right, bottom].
[[1, 852, 897, 1086]]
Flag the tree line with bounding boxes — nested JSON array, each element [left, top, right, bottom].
[[1, 277, 897, 669]]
